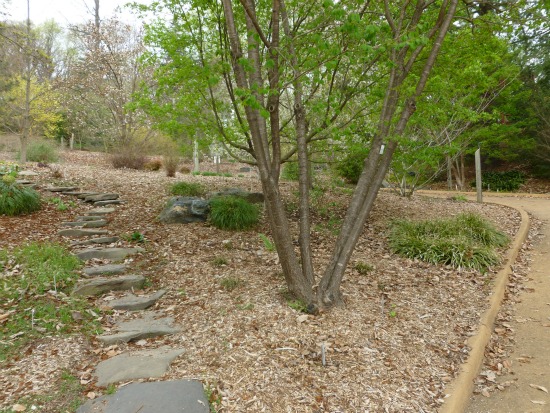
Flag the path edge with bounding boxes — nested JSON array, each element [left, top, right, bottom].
[[439, 202, 530, 413]]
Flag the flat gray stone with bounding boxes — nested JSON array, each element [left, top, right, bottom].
[[46, 186, 79, 192], [75, 247, 144, 261], [76, 380, 209, 413], [61, 221, 85, 227], [93, 347, 184, 387], [87, 207, 116, 215], [84, 193, 119, 203], [94, 200, 124, 206], [18, 170, 38, 176], [62, 191, 91, 196], [71, 236, 120, 246], [73, 274, 145, 296], [77, 192, 100, 199], [15, 180, 33, 185], [98, 311, 178, 344], [58, 228, 110, 238], [76, 215, 104, 221], [81, 219, 108, 228], [107, 290, 167, 311], [83, 264, 127, 277]]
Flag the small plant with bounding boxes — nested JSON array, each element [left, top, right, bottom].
[[169, 181, 205, 197], [25, 141, 59, 163], [237, 303, 254, 310], [354, 261, 374, 275], [0, 160, 19, 175], [389, 304, 397, 318], [288, 299, 308, 313], [209, 196, 259, 230], [212, 256, 228, 267], [105, 383, 117, 395], [451, 194, 468, 202], [48, 197, 68, 211], [259, 233, 275, 252], [219, 276, 243, 291], [124, 231, 145, 243], [204, 382, 222, 413], [0, 181, 41, 216], [163, 155, 180, 177]]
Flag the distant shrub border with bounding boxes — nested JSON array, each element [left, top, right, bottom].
[[471, 170, 526, 192]]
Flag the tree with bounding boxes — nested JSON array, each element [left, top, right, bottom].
[[140, 0, 459, 310]]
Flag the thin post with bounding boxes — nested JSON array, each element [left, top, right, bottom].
[[475, 148, 482, 203]]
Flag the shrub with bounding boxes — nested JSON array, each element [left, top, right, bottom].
[[163, 155, 180, 177], [389, 212, 509, 272], [111, 148, 146, 170], [26, 141, 59, 163], [0, 181, 41, 216], [209, 196, 259, 230], [281, 162, 299, 181], [169, 181, 205, 197], [144, 159, 162, 171], [335, 147, 370, 184], [471, 170, 526, 192], [179, 166, 191, 174]]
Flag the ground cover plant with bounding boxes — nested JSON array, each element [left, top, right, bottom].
[[0, 181, 41, 216], [389, 212, 509, 271], [24, 141, 59, 163], [169, 181, 205, 197], [209, 196, 259, 230]]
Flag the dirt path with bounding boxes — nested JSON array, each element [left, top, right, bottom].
[[463, 195, 550, 413]]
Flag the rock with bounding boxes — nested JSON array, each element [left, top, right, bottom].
[[46, 186, 79, 192], [87, 207, 116, 215], [83, 264, 127, 277], [15, 180, 33, 185], [75, 247, 144, 261], [97, 311, 178, 344], [76, 380, 209, 413], [61, 221, 86, 227], [208, 187, 264, 204], [158, 197, 209, 224], [73, 274, 145, 296], [58, 228, 110, 238], [77, 192, 100, 199], [81, 219, 108, 228], [107, 290, 166, 311], [18, 170, 38, 176], [93, 347, 184, 387], [76, 215, 104, 221], [84, 193, 119, 203], [71, 236, 120, 246], [63, 191, 92, 196], [239, 167, 251, 172], [95, 200, 124, 206]]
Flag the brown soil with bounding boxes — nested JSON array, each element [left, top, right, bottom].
[[0, 150, 532, 412]]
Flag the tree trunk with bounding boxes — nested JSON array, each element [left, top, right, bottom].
[[20, 0, 32, 164]]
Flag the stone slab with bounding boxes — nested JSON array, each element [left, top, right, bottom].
[[77, 192, 101, 199], [15, 180, 33, 185], [87, 207, 116, 215], [18, 170, 38, 176], [62, 191, 91, 196], [81, 219, 108, 228], [71, 236, 120, 246], [83, 264, 127, 277], [61, 221, 85, 227], [58, 228, 109, 238], [107, 290, 166, 311], [94, 200, 124, 206], [75, 247, 144, 261], [76, 215, 104, 221], [84, 193, 119, 202], [73, 274, 145, 296], [46, 186, 79, 192], [93, 347, 184, 386], [76, 380, 209, 413], [97, 311, 178, 344]]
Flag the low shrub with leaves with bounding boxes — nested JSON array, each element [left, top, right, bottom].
[[209, 196, 259, 230], [389, 212, 509, 272], [25, 141, 59, 163], [0, 181, 41, 216], [111, 148, 147, 170], [334, 147, 370, 184], [0, 242, 102, 361], [170, 181, 205, 197], [144, 159, 163, 171], [471, 170, 526, 192], [281, 161, 299, 181]]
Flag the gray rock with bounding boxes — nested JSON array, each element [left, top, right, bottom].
[[77, 192, 100, 199], [208, 187, 264, 204], [63, 191, 91, 196], [61, 221, 85, 227], [75, 247, 144, 261], [81, 219, 108, 228], [83, 264, 127, 277], [87, 207, 116, 215], [93, 347, 184, 386], [98, 312, 177, 344], [58, 228, 110, 238], [46, 186, 79, 192], [73, 274, 145, 296], [71, 236, 120, 246], [107, 290, 166, 311], [85, 193, 120, 203], [95, 200, 124, 206], [15, 180, 33, 185], [158, 197, 209, 224], [76, 380, 209, 413], [239, 167, 251, 172], [76, 215, 104, 221], [18, 170, 38, 176]]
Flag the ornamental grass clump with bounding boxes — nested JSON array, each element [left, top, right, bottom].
[[169, 181, 205, 197], [0, 181, 41, 216], [389, 212, 509, 272], [209, 196, 259, 230]]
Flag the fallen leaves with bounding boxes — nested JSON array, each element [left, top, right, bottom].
[[529, 384, 549, 393]]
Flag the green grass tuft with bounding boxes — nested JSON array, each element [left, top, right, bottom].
[[169, 181, 205, 197], [209, 196, 259, 230], [0, 181, 41, 216], [25, 141, 59, 163], [389, 212, 509, 272]]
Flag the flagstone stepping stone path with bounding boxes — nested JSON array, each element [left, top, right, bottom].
[[39, 182, 210, 411]]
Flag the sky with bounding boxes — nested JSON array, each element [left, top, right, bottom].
[[5, 0, 150, 26]]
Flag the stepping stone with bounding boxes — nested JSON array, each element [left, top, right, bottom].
[[58, 228, 110, 238], [18, 170, 38, 176], [97, 311, 178, 344], [71, 236, 120, 246], [92, 347, 184, 387], [84, 193, 119, 203], [75, 247, 144, 261], [73, 274, 145, 296], [76, 380, 209, 413], [61, 221, 85, 227], [95, 200, 124, 206], [77, 192, 100, 199], [15, 179, 33, 185], [87, 207, 116, 215], [76, 215, 104, 221], [63, 191, 91, 196], [83, 264, 127, 277], [81, 219, 108, 228], [106, 290, 167, 311], [46, 186, 79, 192]]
